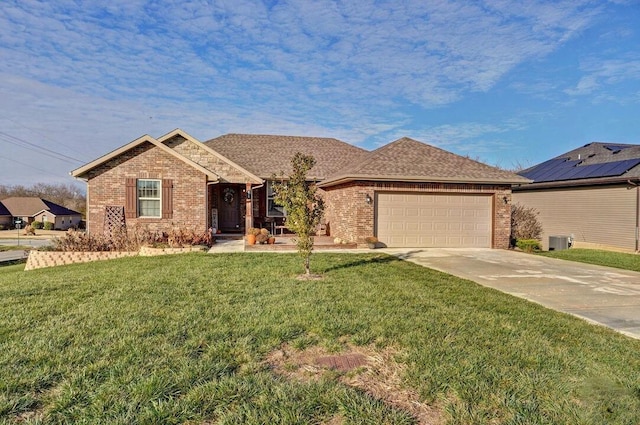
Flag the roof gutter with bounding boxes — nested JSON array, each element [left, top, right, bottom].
[[319, 175, 531, 188], [513, 176, 640, 191]]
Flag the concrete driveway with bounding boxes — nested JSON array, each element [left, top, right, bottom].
[[381, 248, 640, 340]]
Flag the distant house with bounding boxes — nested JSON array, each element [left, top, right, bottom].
[[0, 201, 11, 229], [71, 129, 529, 248], [513, 143, 640, 252], [0, 197, 82, 230]]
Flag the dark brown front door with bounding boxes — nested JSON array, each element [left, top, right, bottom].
[[218, 184, 242, 232]]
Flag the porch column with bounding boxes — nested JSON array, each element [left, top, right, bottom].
[[245, 182, 252, 234]]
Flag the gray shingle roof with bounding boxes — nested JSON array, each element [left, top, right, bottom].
[[518, 142, 640, 187], [204, 134, 369, 180], [0, 197, 81, 217], [558, 142, 640, 166], [321, 137, 530, 186]]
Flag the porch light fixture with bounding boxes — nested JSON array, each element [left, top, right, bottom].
[[365, 194, 372, 204], [503, 196, 509, 204]]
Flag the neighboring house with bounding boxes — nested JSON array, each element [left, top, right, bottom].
[[513, 142, 640, 252], [0, 197, 83, 230], [71, 129, 529, 248], [0, 201, 11, 229]]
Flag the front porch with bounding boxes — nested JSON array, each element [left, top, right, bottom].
[[209, 183, 290, 235]]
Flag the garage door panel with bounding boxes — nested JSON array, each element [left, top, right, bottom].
[[377, 193, 492, 248], [420, 223, 434, 231], [405, 222, 420, 232]]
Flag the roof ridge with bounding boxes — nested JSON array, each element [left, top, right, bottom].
[[207, 133, 350, 142], [321, 136, 530, 186]]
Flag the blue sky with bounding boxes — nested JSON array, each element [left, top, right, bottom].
[[1, 0, 639, 187]]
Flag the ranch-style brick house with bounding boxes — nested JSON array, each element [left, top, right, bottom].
[[71, 129, 529, 248]]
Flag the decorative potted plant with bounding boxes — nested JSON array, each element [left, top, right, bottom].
[[246, 227, 260, 245], [365, 236, 378, 249], [256, 228, 271, 244]]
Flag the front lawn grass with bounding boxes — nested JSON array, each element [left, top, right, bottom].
[[540, 248, 640, 272], [1, 253, 639, 424]]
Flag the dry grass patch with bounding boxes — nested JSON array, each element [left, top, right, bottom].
[[266, 343, 443, 425]]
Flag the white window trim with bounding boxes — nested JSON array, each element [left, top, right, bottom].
[[138, 179, 162, 218], [266, 181, 286, 217]]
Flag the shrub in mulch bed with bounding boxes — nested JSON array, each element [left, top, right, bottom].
[[51, 226, 215, 252]]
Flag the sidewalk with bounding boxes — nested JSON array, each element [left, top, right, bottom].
[[0, 229, 66, 239], [0, 250, 29, 263]]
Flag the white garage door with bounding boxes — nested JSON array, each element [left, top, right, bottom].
[[376, 193, 492, 248]]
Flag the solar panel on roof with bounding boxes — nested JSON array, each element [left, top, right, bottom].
[[604, 144, 633, 152], [596, 161, 622, 175], [520, 158, 640, 183], [606, 158, 640, 175]]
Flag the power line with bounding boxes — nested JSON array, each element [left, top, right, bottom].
[[0, 131, 85, 164], [0, 154, 69, 179], [4, 117, 89, 157]]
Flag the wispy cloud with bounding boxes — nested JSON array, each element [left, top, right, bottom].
[[2, 1, 599, 109], [566, 58, 640, 96], [0, 0, 634, 184]]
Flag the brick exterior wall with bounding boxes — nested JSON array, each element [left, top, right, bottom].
[[85, 142, 208, 235], [323, 181, 513, 249]]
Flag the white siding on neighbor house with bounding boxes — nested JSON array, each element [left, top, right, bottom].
[[376, 193, 492, 248], [513, 185, 638, 251]]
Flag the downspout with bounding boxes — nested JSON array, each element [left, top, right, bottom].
[[637, 185, 639, 252], [630, 180, 640, 252]]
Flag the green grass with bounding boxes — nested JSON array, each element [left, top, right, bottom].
[[0, 246, 31, 252], [540, 248, 640, 272], [1, 253, 639, 424]]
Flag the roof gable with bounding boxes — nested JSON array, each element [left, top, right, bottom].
[[519, 142, 640, 184], [71, 130, 220, 180], [160, 130, 261, 183], [321, 137, 530, 186], [204, 134, 368, 179], [1, 197, 47, 216], [0, 201, 11, 216]]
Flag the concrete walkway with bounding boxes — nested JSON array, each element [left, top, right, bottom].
[[381, 248, 640, 340], [207, 239, 245, 253]]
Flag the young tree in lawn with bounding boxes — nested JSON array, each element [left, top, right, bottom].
[[273, 153, 325, 276]]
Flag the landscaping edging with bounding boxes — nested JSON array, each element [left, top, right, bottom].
[[25, 246, 207, 271]]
